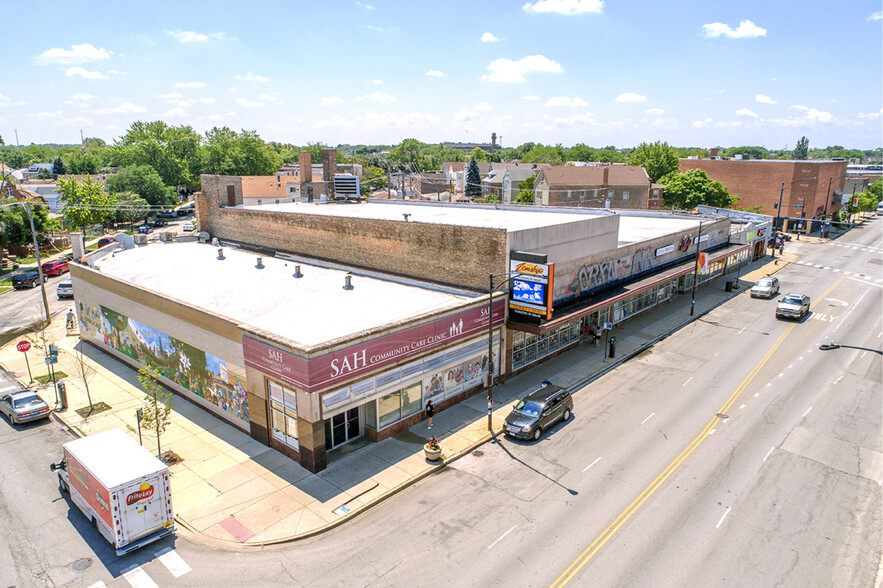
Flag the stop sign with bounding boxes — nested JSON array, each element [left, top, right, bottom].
[[16, 341, 31, 353]]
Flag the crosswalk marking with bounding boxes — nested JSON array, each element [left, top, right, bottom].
[[86, 582, 107, 588], [0, 383, 17, 393], [156, 547, 192, 578], [122, 565, 159, 588]]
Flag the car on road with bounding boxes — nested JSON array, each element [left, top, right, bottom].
[[41, 259, 69, 277], [151, 217, 168, 228], [176, 202, 195, 216], [776, 294, 811, 320], [56, 278, 74, 299], [750, 276, 780, 299], [137, 225, 154, 234], [156, 210, 178, 219], [182, 221, 194, 232], [0, 390, 51, 424], [504, 381, 573, 441], [97, 236, 115, 248], [12, 271, 43, 289]]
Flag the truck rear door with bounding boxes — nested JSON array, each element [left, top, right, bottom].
[[119, 475, 168, 543]]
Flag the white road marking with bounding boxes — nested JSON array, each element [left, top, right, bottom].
[[708, 428, 716, 435], [788, 364, 793, 369], [488, 525, 516, 549], [763, 446, 775, 462], [156, 547, 191, 578], [739, 404, 746, 409], [798, 356, 803, 361], [833, 269, 840, 272], [583, 456, 602, 472], [802, 407, 813, 418], [0, 383, 17, 393], [765, 383, 771, 387], [861, 351, 868, 359], [641, 412, 655, 425], [713, 352, 719, 357], [778, 373, 784, 378], [754, 393, 759, 397], [834, 376, 843, 384], [833, 289, 869, 334], [716, 506, 731, 529], [682, 377, 693, 387], [122, 565, 158, 588], [738, 327, 746, 335], [86, 583, 107, 588]]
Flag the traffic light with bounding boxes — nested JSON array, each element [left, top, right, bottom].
[[773, 202, 778, 209], [801, 210, 806, 218]]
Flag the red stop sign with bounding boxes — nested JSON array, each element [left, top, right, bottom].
[[16, 341, 31, 353]]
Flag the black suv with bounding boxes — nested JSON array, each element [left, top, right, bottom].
[[504, 382, 574, 441], [12, 271, 43, 289]]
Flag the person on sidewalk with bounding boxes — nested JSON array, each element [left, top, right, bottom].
[[425, 399, 434, 429], [66, 309, 76, 332], [593, 325, 602, 347]]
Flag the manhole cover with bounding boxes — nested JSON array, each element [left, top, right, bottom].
[[72, 558, 93, 571], [472, 450, 483, 457], [716, 413, 729, 421]]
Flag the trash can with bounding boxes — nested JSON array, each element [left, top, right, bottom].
[[57, 381, 67, 410], [608, 336, 616, 359], [725, 280, 734, 292]]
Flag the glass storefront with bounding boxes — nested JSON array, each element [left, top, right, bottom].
[[512, 320, 581, 371], [612, 279, 678, 324], [268, 380, 299, 450]]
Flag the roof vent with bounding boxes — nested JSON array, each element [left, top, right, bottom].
[[217, 248, 225, 260], [403, 213, 411, 222], [343, 274, 354, 290], [255, 257, 264, 269], [293, 265, 303, 278]]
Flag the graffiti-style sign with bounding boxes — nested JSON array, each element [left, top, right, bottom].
[[678, 235, 692, 252]]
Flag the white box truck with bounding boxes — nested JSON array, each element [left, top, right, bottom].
[[51, 429, 175, 555]]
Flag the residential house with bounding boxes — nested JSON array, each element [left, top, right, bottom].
[[442, 161, 494, 193], [534, 164, 653, 209], [481, 163, 549, 203]]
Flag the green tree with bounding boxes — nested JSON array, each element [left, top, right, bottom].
[[112, 191, 151, 225], [135, 366, 174, 460], [522, 144, 566, 165], [360, 165, 386, 196], [566, 143, 595, 162], [467, 146, 491, 163], [793, 136, 809, 160], [866, 178, 881, 203], [201, 128, 282, 176], [57, 176, 115, 232], [465, 156, 481, 199], [659, 169, 732, 209], [65, 150, 99, 174], [516, 173, 536, 203], [0, 199, 50, 265], [52, 156, 65, 177], [110, 121, 201, 187], [0, 147, 33, 169], [83, 137, 106, 148], [722, 146, 770, 160], [106, 165, 175, 207], [627, 141, 680, 183]]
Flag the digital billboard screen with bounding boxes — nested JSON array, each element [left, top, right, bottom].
[[512, 279, 546, 305]]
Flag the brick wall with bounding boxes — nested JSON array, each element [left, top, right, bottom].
[[540, 181, 651, 209]]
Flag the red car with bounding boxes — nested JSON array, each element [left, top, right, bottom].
[[41, 259, 69, 277]]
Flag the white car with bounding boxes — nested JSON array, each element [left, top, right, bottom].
[[56, 278, 74, 299], [182, 221, 195, 232], [750, 276, 780, 299]]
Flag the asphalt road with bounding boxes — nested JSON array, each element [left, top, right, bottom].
[[0, 270, 71, 342], [0, 222, 879, 587]]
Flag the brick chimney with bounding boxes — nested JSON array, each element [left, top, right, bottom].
[[322, 149, 337, 182], [602, 165, 609, 186], [299, 151, 311, 184]]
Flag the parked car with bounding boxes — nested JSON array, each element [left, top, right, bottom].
[[182, 221, 194, 232], [57, 278, 74, 299], [12, 271, 43, 289], [41, 259, 69, 277], [0, 390, 51, 424], [504, 381, 573, 441], [776, 294, 810, 320], [97, 237, 115, 248], [156, 210, 178, 219], [137, 225, 154, 234], [175, 203, 195, 216], [151, 217, 168, 228], [750, 276, 780, 299]]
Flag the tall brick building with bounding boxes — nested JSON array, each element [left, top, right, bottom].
[[679, 159, 848, 220]]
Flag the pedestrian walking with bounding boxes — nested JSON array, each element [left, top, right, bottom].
[[593, 325, 602, 347], [425, 399, 434, 429], [66, 308, 76, 332]]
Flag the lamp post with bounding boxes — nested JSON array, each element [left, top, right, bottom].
[[690, 221, 703, 317], [772, 176, 816, 259], [486, 271, 523, 432]]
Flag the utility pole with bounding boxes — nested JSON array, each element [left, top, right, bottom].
[[690, 221, 703, 317], [25, 203, 51, 325]]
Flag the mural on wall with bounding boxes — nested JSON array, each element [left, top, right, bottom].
[[78, 301, 249, 422], [424, 353, 489, 402], [560, 243, 662, 302]]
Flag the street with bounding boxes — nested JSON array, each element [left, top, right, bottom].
[[0, 222, 880, 587], [0, 271, 71, 344]]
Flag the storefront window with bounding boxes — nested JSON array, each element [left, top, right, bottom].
[[402, 382, 423, 418], [268, 380, 298, 450], [378, 390, 402, 429]]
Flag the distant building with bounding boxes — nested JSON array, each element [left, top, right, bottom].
[[443, 161, 494, 194], [534, 164, 654, 210], [481, 163, 548, 203], [441, 132, 501, 154]]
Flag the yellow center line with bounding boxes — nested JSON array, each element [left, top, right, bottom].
[[550, 278, 844, 588]]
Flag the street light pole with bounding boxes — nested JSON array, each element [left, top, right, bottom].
[[486, 270, 525, 432], [690, 221, 703, 317]]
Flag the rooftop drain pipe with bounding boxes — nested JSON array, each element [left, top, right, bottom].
[[293, 265, 303, 278], [217, 248, 225, 260], [255, 257, 265, 269], [343, 274, 354, 290]]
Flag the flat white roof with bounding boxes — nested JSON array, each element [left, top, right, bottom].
[[92, 243, 475, 347], [616, 215, 702, 245]]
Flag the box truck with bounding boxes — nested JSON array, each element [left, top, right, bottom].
[[51, 429, 175, 555]]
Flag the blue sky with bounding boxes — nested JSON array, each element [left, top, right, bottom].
[[3, 0, 881, 149]]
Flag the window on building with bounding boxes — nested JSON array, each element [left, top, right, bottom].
[[268, 380, 298, 450], [651, 189, 660, 199], [377, 382, 423, 430], [622, 191, 629, 201]]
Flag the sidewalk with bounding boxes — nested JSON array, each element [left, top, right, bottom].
[[0, 253, 796, 549]]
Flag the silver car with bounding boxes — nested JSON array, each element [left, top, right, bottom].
[[776, 294, 810, 320], [750, 276, 780, 299], [56, 278, 74, 299], [0, 390, 52, 424]]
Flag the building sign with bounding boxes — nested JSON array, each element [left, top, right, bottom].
[[693, 234, 710, 244], [508, 260, 554, 321], [243, 301, 506, 393], [655, 244, 675, 256]]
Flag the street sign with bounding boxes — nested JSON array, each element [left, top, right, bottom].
[[604, 322, 613, 330], [16, 341, 31, 353], [44, 356, 58, 365]]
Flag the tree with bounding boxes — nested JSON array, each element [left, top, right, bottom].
[[83, 137, 106, 148], [136, 366, 173, 460], [112, 191, 151, 225], [110, 121, 202, 187], [57, 176, 115, 232], [658, 169, 731, 209], [64, 150, 99, 174], [522, 144, 566, 165], [201, 128, 282, 176], [0, 199, 50, 266], [52, 157, 65, 177], [628, 141, 680, 183], [0, 148, 33, 169], [106, 165, 174, 207], [72, 344, 97, 415], [465, 156, 482, 199], [566, 143, 595, 162], [866, 178, 881, 203], [516, 174, 536, 203], [793, 136, 809, 160]]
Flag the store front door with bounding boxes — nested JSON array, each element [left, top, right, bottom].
[[325, 407, 360, 449]]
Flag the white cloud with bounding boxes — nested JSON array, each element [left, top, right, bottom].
[[546, 96, 588, 107], [645, 107, 665, 114], [163, 107, 188, 117], [755, 94, 776, 105], [522, 95, 540, 101], [522, 0, 603, 15], [551, 113, 597, 128], [372, 80, 383, 85], [200, 97, 216, 104], [481, 54, 562, 83], [97, 102, 147, 114], [107, 69, 127, 76], [736, 108, 758, 118], [692, 118, 713, 128], [70, 93, 94, 101], [867, 11, 882, 21], [355, 92, 396, 104], [356, 1, 375, 9], [321, 96, 343, 106], [362, 24, 389, 33], [30, 111, 63, 118], [235, 72, 270, 83], [175, 81, 206, 88], [34, 43, 112, 65], [790, 104, 833, 123], [858, 108, 882, 120], [260, 93, 283, 104], [453, 102, 493, 122], [426, 70, 446, 77], [313, 111, 440, 131], [159, 92, 184, 99], [64, 67, 104, 80], [701, 19, 766, 39], [615, 92, 647, 103], [236, 97, 264, 107], [481, 32, 502, 42], [166, 30, 227, 43]]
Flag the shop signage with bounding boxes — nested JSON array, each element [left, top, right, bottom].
[[655, 244, 675, 256], [508, 259, 554, 321], [243, 300, 506, 393], [692, 234, 710, 244]]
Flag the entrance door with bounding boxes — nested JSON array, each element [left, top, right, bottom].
[[325, 407, 360, 449], [226, 185, 236, 207]]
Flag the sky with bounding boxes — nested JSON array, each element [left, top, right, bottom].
[[3, 0, 882, 150]]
